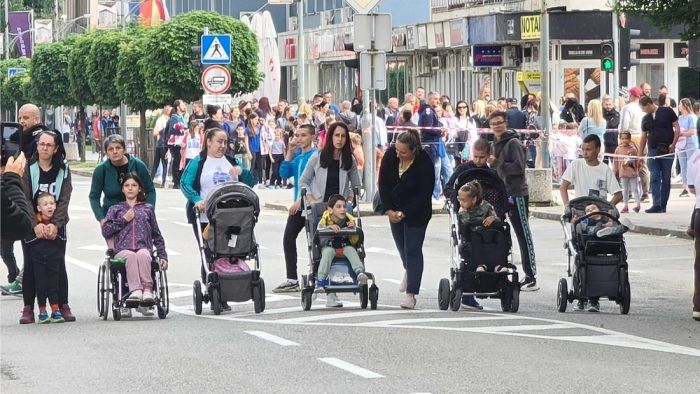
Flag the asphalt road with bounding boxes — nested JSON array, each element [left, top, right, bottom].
[[1, 176, 699, 393]]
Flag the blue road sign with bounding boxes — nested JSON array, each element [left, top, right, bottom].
[[201, 34, 231, 65], [7, 67, 26, 79]]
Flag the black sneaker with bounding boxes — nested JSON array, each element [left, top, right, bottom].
[[680, 189, 690, 197], [520, 276, 539, 292], [575, 299, 587, 311], [272, 280, 300, 293], [645, 205, 665, 214], [588, 300, 600, 312], [221, 302, 231, 311]]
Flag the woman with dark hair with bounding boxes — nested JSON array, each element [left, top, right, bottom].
[[453, 100, 477, 163], [246, 113, 265, 184], [102, 173, 168, 305], [298, 121, 361, 307], [378, 129, 435, 309], [19, 130, 75, 324], [258, 97, 274, 120], [351, 98, 363, 115]]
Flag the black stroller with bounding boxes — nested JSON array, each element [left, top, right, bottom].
[[299, 188, 379, 310], [438, 168, 521, 312], [558, 196, 631, 314], [192, 181, 265, 315]]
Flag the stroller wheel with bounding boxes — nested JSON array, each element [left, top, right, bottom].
[[211, 288, 221, 315], [557, 278, 568, 313], [509, 286, 520, 313], [438, 278, 450, 310], [620, 271, 631, 315], [359, 284, 369, 309], [500, 289, 512, 312], [301, 289, 312, 311], [193, 280, 203, 315], [369, 285, 378, 310], [112, 307, 122, 321], [450, 288, 462, 312], [253, 278, 265, 314]]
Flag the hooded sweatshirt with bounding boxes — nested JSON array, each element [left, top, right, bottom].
[[491, 130, 528, 197]]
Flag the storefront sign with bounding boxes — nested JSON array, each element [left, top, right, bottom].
[[673, 42, 689, 58], [392, 27, 407, 52], [449, 18, 468, 47], [469, 15, 497, 45], [406, 25, 417, 51], [520, 15, 540, 40], [310, 23, 355, 62], [473, 46, 502, 67], [278, 34, 297, 65], [561, 44, 601, 60], [637, 43, 665, 59], [496, 14, 520, 42], [517, 71, 542, 93]]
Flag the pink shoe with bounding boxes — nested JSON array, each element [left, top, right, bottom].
[[621, 206, 629, 213], [633, 206, 641, 213]]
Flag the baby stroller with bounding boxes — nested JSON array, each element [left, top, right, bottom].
[[97, 249, 169, 320], [299, 188, 379, 311], [192, 181, 265, 315], [558, 196, 631, 314], [438, 168, 521, 312]]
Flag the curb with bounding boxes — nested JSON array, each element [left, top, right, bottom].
[[264, 201, 448, 217], [530, 210, 692, 240], [71, 169, 94, 177]]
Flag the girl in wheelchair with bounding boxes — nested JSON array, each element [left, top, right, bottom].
[[457, 180, 507, 273], [102, 173, 168, 305]]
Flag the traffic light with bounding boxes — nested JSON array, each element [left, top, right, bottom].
[[619, 28, 641, 71], [600, 41, 614, 72], [344, 40, 359, 69], [191, 32, 204, 72]]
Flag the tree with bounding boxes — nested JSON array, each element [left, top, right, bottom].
[[86, 30, 127, 107], [67, 32, 98, 106], [4, 70, 31, 106], [0, 57, 30, 105], [142, 11, 261, 104], [28, 39, 76, 106], [614, 1, 700, 40]]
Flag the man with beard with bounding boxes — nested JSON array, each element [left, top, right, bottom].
[[602, 95, 620, 164]]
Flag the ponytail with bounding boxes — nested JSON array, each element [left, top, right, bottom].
[[396, 128, 423, 152]]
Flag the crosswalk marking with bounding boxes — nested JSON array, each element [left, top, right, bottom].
[[318, 358, 384, 379], [245, 331, 300, 346]]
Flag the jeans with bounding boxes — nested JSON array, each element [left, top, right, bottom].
[[169, 146, 182, 188], [432, 158, 442, 199], [678, 148, 697, 185], [1, 239, 19, 283], [621, 176, 641, 206], [282, 210, 306, 280], [647, 148, 673, 209], [117, 249, 153, 293], [390, 221, 428, 295], [318, 246, 364, 279], [440, 155, 454, 190], [152, 146, 169, 185]]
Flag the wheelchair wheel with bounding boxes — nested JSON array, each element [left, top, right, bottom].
[[301, 289, 312, 311], [193, 280, 203, 315], [253, 278, 265, 314], [211, 287, 221, 315], [450, 288, 462, 311], [620, 271, 631, 315], [359, 284, 369, 309], [101, 266, 110, 321], [509, 286, 520, 313], [159, 269, 169, 315], [97, 264, 105, 317], [112, 307, 121, 321], [438, 278, 450, 310], [557, 278, 568, 313], [369, 285, 378, 310]]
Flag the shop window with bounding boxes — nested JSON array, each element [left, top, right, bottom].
[[678, 67, 700, 101], [636, 64, 665, 93], [583, 68, 601, 106]]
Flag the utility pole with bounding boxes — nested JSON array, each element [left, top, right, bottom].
[[297, 0, 305, 103], [4, 0, 9, 59], [612, 4, 620, 109], [539, 0, 550, 168]]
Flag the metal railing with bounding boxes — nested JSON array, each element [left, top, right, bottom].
[[431, 0, 526, 12]]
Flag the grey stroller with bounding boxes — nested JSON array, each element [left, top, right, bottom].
[[192, 181, 265, 315]]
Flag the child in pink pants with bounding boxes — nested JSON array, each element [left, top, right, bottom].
[[102, 174, 168, 305]]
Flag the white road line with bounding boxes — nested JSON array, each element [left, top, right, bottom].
[[78, 244, 108, 251], [65, 255, 98, 274], [168, 290, 193, 299], [165, 248, 181, 256], [245, 331, 300, 346], [358, 315, 521, 327], [275, 309, 435, 324], [364, 247, 400, 257], [383, 279, 401, 285], [318, 358, 384, 379]]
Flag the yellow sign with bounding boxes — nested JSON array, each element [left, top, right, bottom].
[[521, 15, 541, 40], [517, 71, 542, 82]]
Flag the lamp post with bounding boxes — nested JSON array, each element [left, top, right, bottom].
[[57, 13, 91, 39], [297, 0, 305, 103]]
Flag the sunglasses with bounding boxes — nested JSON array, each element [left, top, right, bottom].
[[457, 106, 467, 109]]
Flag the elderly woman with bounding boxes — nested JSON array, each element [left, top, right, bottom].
[[378, 129, 435, 309]]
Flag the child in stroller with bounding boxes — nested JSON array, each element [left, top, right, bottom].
[[457, 181, 507, 273], [315, 194, 367, 290], [574, 203, 629, 239]]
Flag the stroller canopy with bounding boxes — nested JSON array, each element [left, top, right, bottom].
[[205, 181, 260, 219], [452, 168, 508, 219]]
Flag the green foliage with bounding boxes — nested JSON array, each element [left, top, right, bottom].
[[614, 0, 700, 40], [0, 57, 30, 104], [116, 27, 156, 111], [142, 11, 262, 104], [28, 40, 75, 106], [4, 71, 31, 105], [67, 32, 99, 106], [86, 30, 127, 107]]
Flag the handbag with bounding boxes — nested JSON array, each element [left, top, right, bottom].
[[372, 192, 384, 214]]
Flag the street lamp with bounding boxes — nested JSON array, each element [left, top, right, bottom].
[[57, 14, 92, 39]]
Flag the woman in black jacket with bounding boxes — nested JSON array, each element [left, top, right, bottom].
[[378, 129, 435, 309]]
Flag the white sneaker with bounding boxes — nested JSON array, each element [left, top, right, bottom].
[[142, 291, 155, 303], [128, 290, 143, 301], [399, 271, 407, 293], [400, 293, 416, 309], [357, 272, 368, 285], [325, 293, 343, 308], [137, 306, 154, 316]]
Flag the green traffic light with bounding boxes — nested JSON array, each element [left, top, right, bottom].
[[602, 58, 614, 72]]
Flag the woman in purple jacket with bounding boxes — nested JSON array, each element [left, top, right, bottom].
[[102, 173, 167, 305]]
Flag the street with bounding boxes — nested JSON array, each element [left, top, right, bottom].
[[1, 175, 699, 393]]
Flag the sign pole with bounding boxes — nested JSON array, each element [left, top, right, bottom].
[[297, 0, 305, 103], [539, 0, 550, 169], [612, 4, 621, 110]]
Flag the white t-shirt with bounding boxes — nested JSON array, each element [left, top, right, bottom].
[[185, 133, 202, 159], [559, 134, 582, 161], [687, 150, 700, 209], [562, 158, 622, 199], [199, 156, 235, 222]]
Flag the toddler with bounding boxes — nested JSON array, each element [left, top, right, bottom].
[[25, 193, 67, 323], [613, 131, 642, 213], [269, 129, 286, 188], [457, 181, 506, 273]]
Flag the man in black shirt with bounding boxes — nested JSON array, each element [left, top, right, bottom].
[[505, 98, 527, 129], [602, 95, 620, 164], [640, 96, 680, 213]]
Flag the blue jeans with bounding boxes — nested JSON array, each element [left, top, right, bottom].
[[440, 154, 454, 188], [647, 148, 673, 209], [678, 148, 697, 185], [390, 221, 428, 295], [432, 158, 442, 199]]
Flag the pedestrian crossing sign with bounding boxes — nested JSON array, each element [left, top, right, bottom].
[[201, 34, 231, 65]]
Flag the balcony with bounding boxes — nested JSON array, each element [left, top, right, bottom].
[[431, 0, 529, 13]]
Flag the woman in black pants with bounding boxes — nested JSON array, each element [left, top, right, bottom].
[[378, 129, 435, 309]]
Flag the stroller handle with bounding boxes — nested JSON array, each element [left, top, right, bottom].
[[571, 211, 620, 226], [317, 228, 360, 237]]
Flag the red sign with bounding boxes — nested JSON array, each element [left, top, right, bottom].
[[201, 65, 231, 95]]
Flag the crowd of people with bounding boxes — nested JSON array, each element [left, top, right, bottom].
[[2, 79, 700, 321]]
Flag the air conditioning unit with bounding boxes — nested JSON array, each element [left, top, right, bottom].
[[431, 55, 441, 70], [340, 7, 353, 23], [502, 45, 522, 68], [289, 16, 298, 31]]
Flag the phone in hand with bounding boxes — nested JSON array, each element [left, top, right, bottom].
[[1, 122, 21, 167]]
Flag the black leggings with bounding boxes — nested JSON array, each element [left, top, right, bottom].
[[282, 210, 306, 280], [152, 146, 169, 184], [507, 195, 537, 278], [1, 239, 19, 283], [694, 209, 700, 312], [264, 155, 272, 183], [270, 154, 284, 186], [22, 241, 68, 307], [169, 146, 182, 187]]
